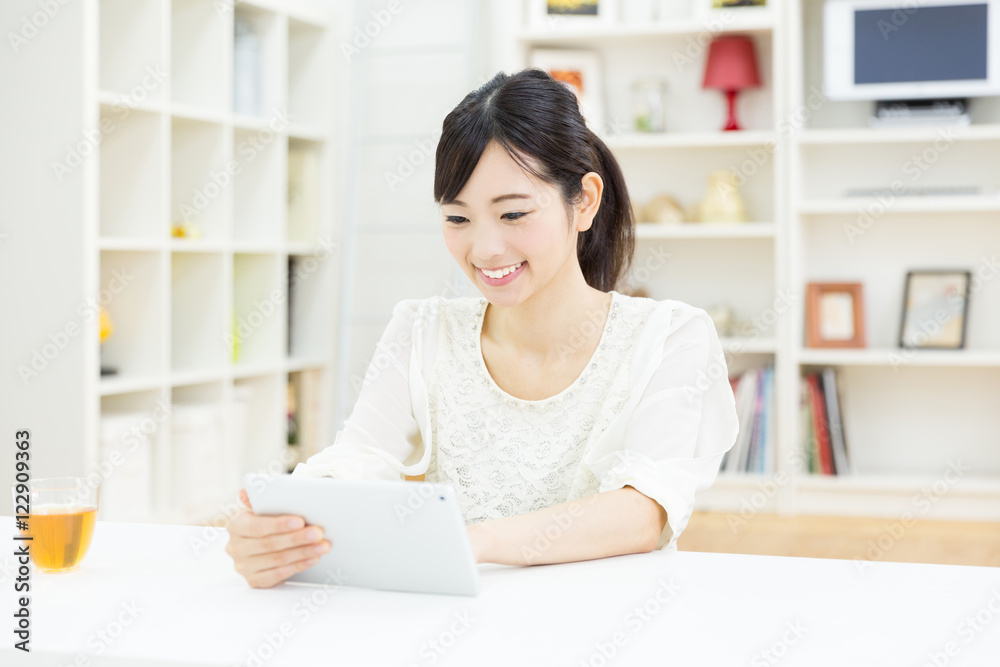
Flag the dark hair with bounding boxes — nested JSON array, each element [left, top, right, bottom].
[[434, 69, 634, 293]]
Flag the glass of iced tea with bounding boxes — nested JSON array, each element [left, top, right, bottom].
[[11, 478, 99, 573]]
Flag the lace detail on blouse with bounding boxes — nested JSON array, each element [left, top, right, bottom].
[[424, 291, 661, 524]]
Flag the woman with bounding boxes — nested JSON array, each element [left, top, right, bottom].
[[225, 69, 739, 589]]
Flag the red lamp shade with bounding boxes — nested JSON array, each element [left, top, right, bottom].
[[702, 36, 761, 131]]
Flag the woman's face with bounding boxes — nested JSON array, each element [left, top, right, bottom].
[[440, 141, 593, 308]]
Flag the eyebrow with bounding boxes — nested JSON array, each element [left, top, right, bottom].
[[450, 193, 533, 207]]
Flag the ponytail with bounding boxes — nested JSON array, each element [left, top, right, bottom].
[[577, 130, 634, 293], [435, 69, 635, 292]]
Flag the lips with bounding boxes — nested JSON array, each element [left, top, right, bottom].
[[477, 261, 526, 286]]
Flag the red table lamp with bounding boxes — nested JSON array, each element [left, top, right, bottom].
[[702, 36, 761, 131]]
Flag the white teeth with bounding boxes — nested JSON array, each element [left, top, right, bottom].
[[481, 262, 522, 279]]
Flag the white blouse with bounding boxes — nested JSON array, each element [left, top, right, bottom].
[[291, 290, 739, 551]]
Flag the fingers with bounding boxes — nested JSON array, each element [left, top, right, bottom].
[[240, 525, 327, 558], [245, 554, 321, 589], [241, 539, 331, 576], [238, 488, 251, 510], [231, 511, 307, 539]]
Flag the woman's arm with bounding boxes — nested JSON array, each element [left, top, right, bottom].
[[467, 485, 667, 566]]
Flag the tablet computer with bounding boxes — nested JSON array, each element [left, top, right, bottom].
[[244, 474, 480, 596]]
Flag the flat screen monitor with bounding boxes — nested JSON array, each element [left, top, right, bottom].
[[824, 0, 1000, 100]]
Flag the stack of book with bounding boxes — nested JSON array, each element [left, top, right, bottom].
[[722, 365, 774, 474], [801, 368, 852, 476]]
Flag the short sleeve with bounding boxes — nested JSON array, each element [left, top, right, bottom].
[[291, 299, 427, 481], [591, 303, 739, 551]]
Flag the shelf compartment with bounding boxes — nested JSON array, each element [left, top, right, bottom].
[[798, 214, 1000, 349], [170, 252, 227, 373], [99, 390, 164, 521], [232, 3, 285, 118], [798, 365, 1000, 479], [171, 0, 229, 113], [287, 138, 323, 243], [170, 382, 227, 516], [288, 18, 332, 131], [288, 253, 335, 360], [233, 253, 283, 367], [286, 369, 326, 468], [617, 148, 775, 223], [235, 373, 285, 478], [98, 250, 166, 383], [99, 107, 165, 239], [798, 142, 1000, 202], [171, 117, 228, 240], [626, 239, 777, 338], [565, 32, 773, 135], [99, 0, 166, 101], [233, 128, 285, 243]]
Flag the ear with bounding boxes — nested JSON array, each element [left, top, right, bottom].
[[575, 171, 604, 233]]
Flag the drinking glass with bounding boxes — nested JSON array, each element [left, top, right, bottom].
[[11, 477, 100, 573]]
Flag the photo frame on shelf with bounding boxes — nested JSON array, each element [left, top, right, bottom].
[[806, 282, 866, 348], [528, 48, 605, 134], [899, 270, 971, 350], [530, 0, 618, 28], [697, 0, 768, 19]]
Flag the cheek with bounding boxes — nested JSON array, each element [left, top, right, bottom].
[[442, 228, 465, 261]]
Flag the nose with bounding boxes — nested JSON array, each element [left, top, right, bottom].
[[471, 219, 507, 264]]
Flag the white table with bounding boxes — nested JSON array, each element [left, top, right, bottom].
[[2, 517, 999, 666]]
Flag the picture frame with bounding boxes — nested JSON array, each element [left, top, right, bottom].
[[528, 48, 605, 134], [898, 270, 971, 350], [529, 0, 618, 29], [697, 0, 768, 19], [806, 282, 866, 348]]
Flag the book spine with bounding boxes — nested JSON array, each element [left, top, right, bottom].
[[809, 374, 834, 475]]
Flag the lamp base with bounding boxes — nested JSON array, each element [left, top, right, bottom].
[[722, 89, 742, 131]]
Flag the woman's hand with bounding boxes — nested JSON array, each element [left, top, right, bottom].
[[225, 488, 331, 588]]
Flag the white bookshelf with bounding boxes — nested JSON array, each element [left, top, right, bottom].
[[512, 0, 1000, 521], [84, 0, 342, 524]]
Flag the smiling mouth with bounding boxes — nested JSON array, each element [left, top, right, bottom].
[[477, 261, 524, 279]]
